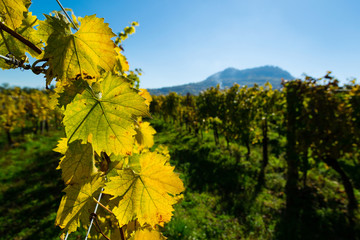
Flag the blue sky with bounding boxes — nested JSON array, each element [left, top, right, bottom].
[[1, 0, 359, 89]]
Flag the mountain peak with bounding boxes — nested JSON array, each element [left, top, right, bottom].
[[222, 67, 238, 72], [148, 66, 294, 95]]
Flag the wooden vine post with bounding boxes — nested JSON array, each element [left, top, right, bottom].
[[0, 0, 184, 239]]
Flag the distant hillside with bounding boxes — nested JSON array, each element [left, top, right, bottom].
[[148, 66, 294, 95]]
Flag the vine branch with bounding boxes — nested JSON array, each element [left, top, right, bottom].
[[0, 22, 42, 55], [92, 197, 114, 215]]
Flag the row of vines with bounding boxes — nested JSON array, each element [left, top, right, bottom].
[[0, 86, 61, 145], [151, 75, 360, 239]]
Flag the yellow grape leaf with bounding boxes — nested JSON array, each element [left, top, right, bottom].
[[109, 154, 128, 171], [0, 0, 29, 29], [59, 141, 97, 185], [115, 46, 129, 73], [154, 145, 170, 159], [135, 120, 156, 150], [53, 137, 68, 155], [129, 228, 166, 240], [87, 213, 124, 240], [9, 12, 42, 57], [55, 174, 104, 232], [123, 220, 137, 238], [38, 14, 117, 84], [139, 88, 152, 106], [103, 151, 185, 227], [0, 12, 42, 69], [63, 72, 150, 155]]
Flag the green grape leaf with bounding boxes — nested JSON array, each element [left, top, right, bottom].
[[38, 14, 117, 84], [51, 78, 88, 109], [59, 140, 97, 185], [63, 72, 150, 155], [0, 0, 30, 29], [37, 13, 71, 42], [103, 152, 185, 227], [55, 174, 104, 233]]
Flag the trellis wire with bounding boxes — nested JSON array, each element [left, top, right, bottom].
[[56, 0, 79, 30], [0, 54, 31, 69], [0, 54, 14, 62], [64, 188, 104, 240], [85, 189, 104, 240]]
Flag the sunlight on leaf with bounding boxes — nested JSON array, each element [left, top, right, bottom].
[[63, 72, 150, 155], [0, 0, 29, 29], [104, 151, 184, 227], [59, 140, 97, 185], [55, 174, 104, 233], [38, 14, 117, 85]]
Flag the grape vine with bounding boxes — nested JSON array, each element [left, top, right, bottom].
[[0, 1, 184, 239], [151, 75, 360, 239]]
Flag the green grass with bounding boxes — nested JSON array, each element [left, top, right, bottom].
[[152, 119, 360, 240], [162, 192, 243, 240], [0, 131, 86, 240], [0, 119, 359, 239], [151, 119, 283, 239], [0, 132, 64, 239]]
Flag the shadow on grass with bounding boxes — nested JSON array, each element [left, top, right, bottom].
[[170, 137, 259, 217], [0, 139, 64, 240], [276, 185, 360, 240], [160, 127, 360, 240]]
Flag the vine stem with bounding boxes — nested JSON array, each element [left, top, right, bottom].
[[0, 22, 42, 54], [92, 197, 113, 215], [55, 0, 79, 31]]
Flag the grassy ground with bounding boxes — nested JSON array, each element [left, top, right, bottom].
[[0, 131, 86, 240], [0, 132, 64, 239], [0, 119, 359, 239], [152, 119, 360, 240], [152, 119, 282, 239]]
